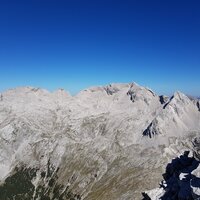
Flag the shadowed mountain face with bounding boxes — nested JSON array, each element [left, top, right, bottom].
[[144, 148, 200, 200], [0, 83, 200, 200]]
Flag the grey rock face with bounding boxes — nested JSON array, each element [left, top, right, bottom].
[[145, 139, 200, 200]]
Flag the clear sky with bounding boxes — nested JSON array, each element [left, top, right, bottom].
[[0, 0, 200, 95]]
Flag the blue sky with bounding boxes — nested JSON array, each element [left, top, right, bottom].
[[0, 0, 200, 95]]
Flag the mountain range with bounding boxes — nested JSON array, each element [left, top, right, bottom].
[[0, 83, 200, 200]]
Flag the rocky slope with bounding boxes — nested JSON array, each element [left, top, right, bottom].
[[143, 145, 200, 199], [0, 83, 200, 200]]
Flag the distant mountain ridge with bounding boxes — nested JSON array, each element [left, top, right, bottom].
[[0, 83, 200, 199]]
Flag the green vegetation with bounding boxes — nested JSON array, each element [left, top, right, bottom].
[[0, 166, 81, 200], [0, 167, 36, 200]]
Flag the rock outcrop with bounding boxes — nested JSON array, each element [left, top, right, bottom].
[[144, 138, 200, 200]]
